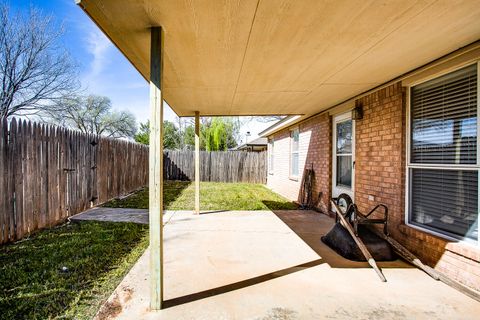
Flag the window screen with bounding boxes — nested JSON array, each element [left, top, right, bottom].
[[409, 64, 478, 242]]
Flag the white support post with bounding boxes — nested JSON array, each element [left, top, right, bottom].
[[149, 26, 163, 310], [194, 111, 200, 214]]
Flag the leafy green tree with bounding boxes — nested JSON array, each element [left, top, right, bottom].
[[163, 121, 181, 149], [134, 121, 150, 145], [134, 120, 181, 149], [202, 117, 239, 151], [135, 117, 240, 150], [182, 125, 196, 149]]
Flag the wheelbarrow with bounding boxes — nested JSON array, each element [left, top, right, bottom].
[[333, 193, 389, 236]]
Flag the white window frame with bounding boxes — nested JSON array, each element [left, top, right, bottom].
[[268, 138, 274, 175], [405, 61, 480, 246], [332, 112, 355, 198], [290, 128, 300, 180]]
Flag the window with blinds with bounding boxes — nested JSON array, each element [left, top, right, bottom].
[[408, 63, 478, 242]]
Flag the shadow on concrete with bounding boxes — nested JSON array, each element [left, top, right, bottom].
[[265, 206, 412, 270], [199, 210, 230, 215], [162, 258, 324, 309]]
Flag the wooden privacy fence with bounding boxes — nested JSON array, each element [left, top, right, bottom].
[[164, 150, 267, 183], [0, 117, 148, 244]]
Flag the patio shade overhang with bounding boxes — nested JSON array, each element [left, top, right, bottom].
[[76, 0, 480, 118]]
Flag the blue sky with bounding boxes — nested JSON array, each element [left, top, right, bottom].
[[9, 0, 276, 142]]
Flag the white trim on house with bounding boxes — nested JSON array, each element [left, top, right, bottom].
[[289, 127, 300, 180], [332, 112, 355, 200], [475, 60, 479, 248], [268, 138, 274, 175], [261, 115, 302, 138], [404, 60, 480, 247]]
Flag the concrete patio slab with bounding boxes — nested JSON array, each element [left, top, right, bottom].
[[95, 210, 480, 320]]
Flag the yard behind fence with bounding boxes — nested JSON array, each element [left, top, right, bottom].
[[0, 117, 148, 244]]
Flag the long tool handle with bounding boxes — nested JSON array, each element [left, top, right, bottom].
[[331, 200, 387, 282]]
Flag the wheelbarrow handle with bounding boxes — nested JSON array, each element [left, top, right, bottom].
[[365, 204, 388, 218]]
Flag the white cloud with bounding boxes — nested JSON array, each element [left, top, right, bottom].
[[78, 23, 153, 124], [82, 27, 112, 88]]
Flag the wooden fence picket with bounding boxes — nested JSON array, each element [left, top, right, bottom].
[[0, 118, 7, 243], [163, 149, 266, 183], [0, 117, 149, 244]]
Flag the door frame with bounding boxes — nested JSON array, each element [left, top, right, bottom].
[[332, 111, 355, 200]]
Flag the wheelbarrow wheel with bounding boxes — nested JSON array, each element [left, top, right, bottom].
[[335, 193, 353, 222]]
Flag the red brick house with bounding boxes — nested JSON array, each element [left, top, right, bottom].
[[261, 46, 480, 292], [76, 0, 480, 308]]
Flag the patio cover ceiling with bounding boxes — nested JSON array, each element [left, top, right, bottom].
[[76, 0, 480, 117]]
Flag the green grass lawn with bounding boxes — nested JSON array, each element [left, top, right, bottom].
[[0, 221, 148, 320], [104, 181, 298, 211]]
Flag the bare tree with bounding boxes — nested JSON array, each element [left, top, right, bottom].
[[46, 95, 137, 138], [0, 3, 78, 118]]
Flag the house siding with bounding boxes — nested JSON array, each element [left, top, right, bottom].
[[267, 82, 480, 292], [267, 113, 331, 213]]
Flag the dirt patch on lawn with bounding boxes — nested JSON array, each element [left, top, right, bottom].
[[95, 285, 134, 320]]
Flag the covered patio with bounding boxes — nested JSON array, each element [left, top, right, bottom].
[[74, 0, 480, 316], [95, 210, 480, 319]]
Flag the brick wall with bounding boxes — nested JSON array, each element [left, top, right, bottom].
[[267, 113, 331, 212], [267, 81, 480, 292], [354, 82, 406, 239], [355, 82, 480, 292]]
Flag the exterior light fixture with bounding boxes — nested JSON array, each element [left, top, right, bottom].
[[352, 102, 363, 120]]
